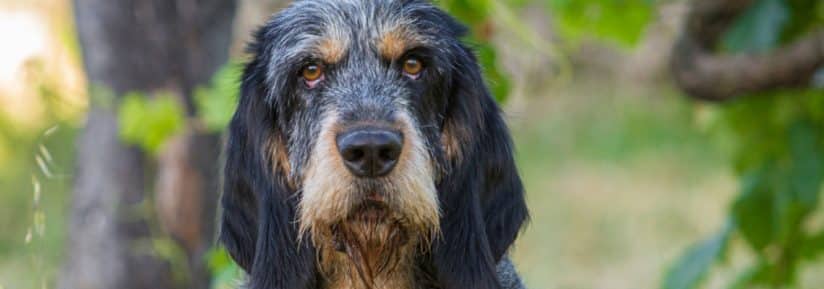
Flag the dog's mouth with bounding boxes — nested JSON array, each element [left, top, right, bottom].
[[349, 200, 393, 225], [332, 200, 410, 251], [329, 199, 411, 287]]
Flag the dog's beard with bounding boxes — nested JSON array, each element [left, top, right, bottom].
[[331, 201, 411, 288]]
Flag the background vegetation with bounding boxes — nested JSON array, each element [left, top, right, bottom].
[[0, 0, 822, 289]]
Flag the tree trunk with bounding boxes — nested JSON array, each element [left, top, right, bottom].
[[59, 1, 236, 289]]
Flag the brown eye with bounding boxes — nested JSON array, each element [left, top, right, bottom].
[[302, 63, 324, 83], [402, 58, 423, 78]]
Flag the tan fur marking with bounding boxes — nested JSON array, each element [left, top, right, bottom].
[[391, 112, 441, 243], [266, 134, 294, 187], [377, 28, 419, 60], [299, 112, 354, 241], [441, 120, 463, 163], [318, 38, 346, 63], [278, 147, 291, 175]]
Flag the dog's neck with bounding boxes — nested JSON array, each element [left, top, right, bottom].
[[320, 245, 416, 289]]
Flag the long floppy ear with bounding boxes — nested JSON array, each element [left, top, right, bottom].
[[433, 44, 529, 289], [219, 36, 317, 288]]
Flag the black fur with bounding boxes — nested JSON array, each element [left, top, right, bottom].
[[220, 1, 528, 288], [430, 45, 528, 289]]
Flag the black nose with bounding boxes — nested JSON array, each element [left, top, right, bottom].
[[337, 128, 403, 178]]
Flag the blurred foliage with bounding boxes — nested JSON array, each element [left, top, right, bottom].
[[547, 0, 655, 48], [523, 0, 824, 287], [195, 64, 242, 132], [721, 0, 790, 53], [660, 1, 824, 289], [207, 248, 244, 289], [111, 64, 244, 288], [190, 62, 245, 289], [0, 123, 73, 288], [195, 66, 243, 289], [0, 70, 75, 289], [663, 222, 733, 289], [703, 90, 824, 288], [118, 92, 185, 154], [0, 5, 80, 287], [439, 0, 512, 101], [116, 63, 241, 153]]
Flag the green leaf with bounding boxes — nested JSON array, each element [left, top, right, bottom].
[[726, 262, 770, 289], [206, 247, 233, 272], [118, 92, 185, 154], [772, 122, 824, 245], [207, 248, 244, 289], [548, 0, 654, 47], [439, 0, 512, 102], [800, 231, 824, 260], [732, 169, 776, 251], [661, 222, 733, 289], [440, 0, 492, 23], [772, 185, 806, 250], [118, 93, 148, 145], [722, 0, 790, 53], [718, 91, 824, 288], [195, 64, 242, 132], [787, 122, 823, 209], [211, 263, 243, 289], [781, 0, 824, 43], [474, 42, 511, 102]]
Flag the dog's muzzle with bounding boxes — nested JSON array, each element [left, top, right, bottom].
[[298, 112, 440, 254]]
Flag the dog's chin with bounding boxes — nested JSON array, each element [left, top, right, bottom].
[[332, 200, 410, 253]]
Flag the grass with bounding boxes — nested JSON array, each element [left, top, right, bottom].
[[506, 79, 736, 289], [0, 123, 73, 289], [508, 79, 824, 289]]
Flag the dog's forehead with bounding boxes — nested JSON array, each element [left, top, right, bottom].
[[282, 0, 434, 62]]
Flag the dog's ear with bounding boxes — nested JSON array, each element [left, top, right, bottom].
[[433, 44, 529, 289], [220, 35, 317, 288]]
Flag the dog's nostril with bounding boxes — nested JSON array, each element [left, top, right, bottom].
[[342, 147, 365, 162], [337, 128, 404, 178], [378, 146, 401, 162]]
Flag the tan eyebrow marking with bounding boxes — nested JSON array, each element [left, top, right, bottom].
[[317, 37, 346, 64], [378, 27, 421, 60]]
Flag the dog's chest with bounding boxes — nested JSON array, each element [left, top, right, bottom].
[[322, 272, 414, 289]]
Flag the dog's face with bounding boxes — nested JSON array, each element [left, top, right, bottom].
[[222, 1, 528, 288], [258, 1, 470, 253]]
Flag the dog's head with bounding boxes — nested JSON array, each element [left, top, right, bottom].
[[221, 1, 527, 289]]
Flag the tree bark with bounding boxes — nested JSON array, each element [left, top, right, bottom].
[[671, 0, 824, 101], [59, 1, 236, 289]]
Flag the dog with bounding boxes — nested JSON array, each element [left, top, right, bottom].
[[220, 1, 529, 288]]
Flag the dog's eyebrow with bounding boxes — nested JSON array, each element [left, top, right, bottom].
[[316, 37, 347, 64], [377, 27, 422, 60]]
